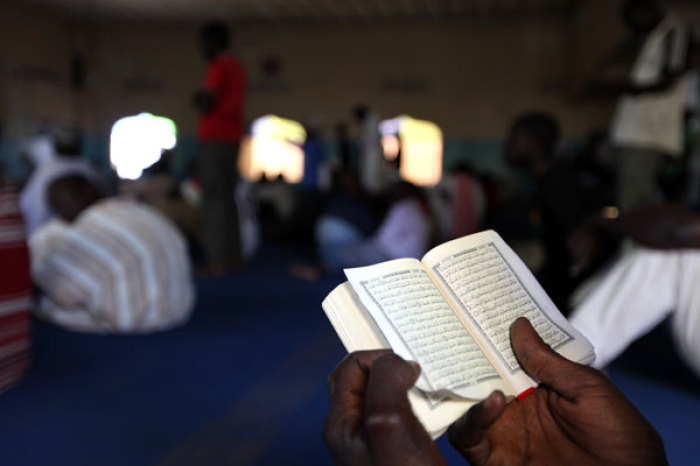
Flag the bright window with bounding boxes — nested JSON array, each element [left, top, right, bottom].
[[110, 113, 177, 180], [380, 115, 443, 187], [238, 115, 307, 183]]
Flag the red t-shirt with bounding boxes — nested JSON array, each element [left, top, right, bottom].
[[198, 53, 246, 143]]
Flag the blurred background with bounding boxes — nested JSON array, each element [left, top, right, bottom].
[[0, 0, 699, 465]]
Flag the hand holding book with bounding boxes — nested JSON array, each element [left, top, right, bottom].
[[323, 318, 668, 466], [324, 350, 446, 466], [323, 230, 595, 437], [447, 318, 667, 466]]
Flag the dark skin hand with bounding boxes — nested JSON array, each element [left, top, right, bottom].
[[607, 204, 700, 250], [569, 204, 700, 273], [323, 350, 445, 466], [324, 318, 668, 466], [448, 318, 668, 465]]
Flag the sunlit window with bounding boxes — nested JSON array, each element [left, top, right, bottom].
[[110, 113, 177, 180], [380, 115, 443, 187], [239, 115, 307, 183]]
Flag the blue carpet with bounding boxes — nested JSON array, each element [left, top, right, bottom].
[[0, 243, 698, 465], [608, 323, 700, 466]]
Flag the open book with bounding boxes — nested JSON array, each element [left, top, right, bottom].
[[323, 230, 595, 438]]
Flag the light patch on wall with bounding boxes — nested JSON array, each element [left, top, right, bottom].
[[380, 116, 443, 187], [239, 115, 306, 183], [110, 112, 177, 180]]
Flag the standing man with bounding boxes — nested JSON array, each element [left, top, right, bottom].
[[194, 21, 246, 274], [353, 104, 385, 195], [611, 0, 692, 211]]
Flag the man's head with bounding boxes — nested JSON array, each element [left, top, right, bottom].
[[505, 112, 561, 174], [621, 0, 664, 35], [198, 21, 230, 61], [48, 174, 102, 223]]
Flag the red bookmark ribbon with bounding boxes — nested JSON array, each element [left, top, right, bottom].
[[517, 387, 535, 401]]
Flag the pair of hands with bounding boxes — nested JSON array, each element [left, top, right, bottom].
[[323, 318, 667, 465]]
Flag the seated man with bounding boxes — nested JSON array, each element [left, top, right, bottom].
[[569, 204, 700, 378], [319, 181, 432, 272], [30, 175, 195, 334], [293, 180, 431, 280]]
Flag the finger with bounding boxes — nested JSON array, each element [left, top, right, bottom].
[[324, 350, 392, 444], [327, 350, 393, 403], [362, 354, 423, 442], [363, 354, 441, 463], [448, 390, 506, 461], [511, 318, 599, 399]]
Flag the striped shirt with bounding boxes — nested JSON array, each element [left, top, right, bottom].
[[0, 185, 32, 393], [30, 199, 195, 334]]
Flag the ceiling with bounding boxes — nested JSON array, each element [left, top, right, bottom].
[[14, 0, 583, 22]]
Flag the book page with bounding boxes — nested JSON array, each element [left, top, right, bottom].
[[345, 259, 509, 399], [322, 282, 477, 438], [422, 231, 595, 395]]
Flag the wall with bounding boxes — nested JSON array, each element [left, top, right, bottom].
[[74, 24, 204, 135], [84, 18, 617, 139], [237, 19, 614, 139], [0, 2, 76, 137], [0, 5, 622, 174]]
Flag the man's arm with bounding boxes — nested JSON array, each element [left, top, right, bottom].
[[590, 26, 690, 97], [590, 65, 686, 96], [193, 58, 223, 113], [598, 204, 700, 249], [192, 89, 215, 113], [569, 204, 700, 274]]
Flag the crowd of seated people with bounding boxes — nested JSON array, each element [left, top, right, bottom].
[[291, 174, 434, 279], [6, 132, 196, 335], [318, 2, 700, 454]]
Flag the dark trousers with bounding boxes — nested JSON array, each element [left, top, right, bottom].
[[199, 141, 241, 268]]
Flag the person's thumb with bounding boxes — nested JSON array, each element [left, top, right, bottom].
[[511, 317, 597, 400]]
